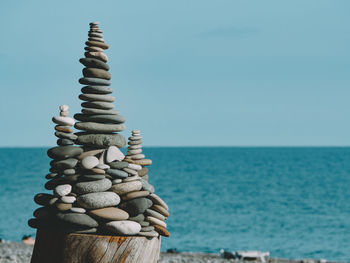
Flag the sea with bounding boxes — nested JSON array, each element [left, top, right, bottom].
[[0, 147, 349, 261]]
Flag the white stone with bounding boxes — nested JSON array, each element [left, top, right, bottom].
[[70, 207, 86, 213], [52, 116, 75, 126], [61, 195, 76, 204], [129, 136, 142, 141], [112, 178, 122, 184], [105, 220, 141, 235], [128, 164, 142, 171], [81, 156, 99, 169], [59, 105, 69, 111], [146, 216, 167, 228], [130, 154, 145, 160], [132, 130, 140, 134], [99, 150, 105, 164], [127, 149, 142, 155], [60, 111, 69, 117], [106, 146, 125, 163], [96, 164, 110, 170], [128, 145, 142, 150], [54, 184, 72, 197]]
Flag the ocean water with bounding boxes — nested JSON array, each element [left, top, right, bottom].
[[0, 147, 349, 261]]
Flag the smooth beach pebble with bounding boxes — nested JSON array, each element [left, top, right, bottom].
[[81, 155, 99, 169], [152, 205, 169, 218], [77, 149, 104, 160], [77, 191, 120, 209], [56, 202, 72, 211], [70, 207, 86, 213], [52, 116, 75, 126], [154, 225, 170, 237], [118, 197, 153, 217], [148, 193, 169, 211], [106, 146, 125, 163], [105, 221, 141, 235], [123, 175, 141, 182], [83, 68, 111, 80], [79, 58, 110, 71], [110, 181, 142, 195], [121, 190, 150, 201], [47, 146, 83, 160], [138, 167, 149, 176], [106, 169, 128, 179], [146, 216, 167, 228], [34, 193, 54, 206], [74, 178, 112, 195], [76, 133, 126, 148], [88, 207, 129, 221], [130, 154, 145, 160], [55, 131, 78, 140], [141, 178, 155, 193], [145, 208, 166, 221], [129, 214, 145, 223], [56, 212, 98, 228], [74, 114, 125, 124], [81, 108, 119, 115], [138, 231, 159, 237], [127, 149, 142, 155], [141, 226, 154, 232], [78, 93, 115, 102], [109, 161, 129, 169], [75, 122, 125, 133], [81, 86, 113, 94], [112, 178, 122, 184], [96, 164, 110, 170], [61, 195, 76, 204], [123, 168, 138, 176], [54, 184, 72, 197]]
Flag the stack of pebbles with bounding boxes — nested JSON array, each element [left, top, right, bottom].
[[113, 130, 170, 237]]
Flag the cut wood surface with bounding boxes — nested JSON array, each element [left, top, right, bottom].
[[31, 229, 161, 263]]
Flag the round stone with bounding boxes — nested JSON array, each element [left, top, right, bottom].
[[118, 197, 152, 217], [47, 146, 83, 160], [56, 212, 98, 227], [74, 178, 112, 194], [148, 194, 169, 211], [128, 136, 142, 141], [146, 216, 167, 228], [52, 116, 75, 126], [122, 191, 150, 201], [74, 114, 125, 125], [79, 93, 115, 102], [61, 195, 76, 204], [81, 86, 113, 94], [70, 207, 86, 213], [89, 207, 129, 221], [63, 169, 76, 175], [60, 105, 69, 111], [54, 184, 72, 197], [79, 77, 111, 86], [112, 178, 122, 184], [84, 46, 104, 52], [81, 108, 119, 115], [126, 159, 152, 166], [128, 140, 142, 145], [153, 225, 170, 237], [109, 161, 129, 169], [110, 181, 142, 195], [106, 146, 125, 163], [83, 68, 111, 80], [81, 155, 99, 169], [88, 37, 105, 43], [76, 134, 126, 148], [138, 168, 149, 177], [79, 58, 109, 70], [89, 32, 103, 38], [128, 145, 142, 150], [106, 169, 128, 179], [77, 192, 120, 209], [105, 221, 141, 235], [140, 221, 150, 227], [85, 41, 109, 49], [81, 101, 114, 110]]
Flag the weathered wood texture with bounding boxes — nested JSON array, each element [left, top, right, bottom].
[[31, 229, 161, 263]]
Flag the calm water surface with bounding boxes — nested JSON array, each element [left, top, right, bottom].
[[0, 147, 349, 261]]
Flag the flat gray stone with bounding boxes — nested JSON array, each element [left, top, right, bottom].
[[81, 86, 113, 94], [47, 146, 83, 160], [129, 214, 145, 223], [106, 169, 128, 179], [81, 108, 119, 115], [74, 114, 125, 124], [51, 158, 78, 169], [141, 178, 155, 193], [83, 68, 111, 80], [79, 94, 115, 102], [138, 230, 159, 237], [118, 197, 153, 217], [81, 155, 99, 169], [77, 192, 120, 209], [109, 161, 129, 169], [57, 139, 74, 146], [74, 178, 112, 194], [63, 169, 76, 175], [79, 58, 109, 70], [75, 122, 126, 133], [145, 208, 165, 221], [80, 174, 105, 181], [56, 213, 98, 227], [79, 77, 111, 86], [76, 133, 126, 148], [55, 132, 78, 140], [81, 101, 114, 110]]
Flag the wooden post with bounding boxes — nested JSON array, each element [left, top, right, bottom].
[[31, 229, 161, 263]]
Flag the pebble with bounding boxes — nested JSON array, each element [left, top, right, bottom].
[[127, 149, 142, 155], [52, 116, 75, 126], [89, 207, 129, 221], [79, 77, 111, 86], [106, 146, 125, 163], [123, 175, 141, 182], [89, 32, 103, 38], [152, 205, 170, 217], [148, 193, 169, 210], [49, 197, 59, 205], [83, 68, 111, 80], [106, 168, 128, 179], [74, 178, 112, 194], [85, 41, 109, 49], [128, 136, 142, 141], [141, 178, 155, 193], [77, 149, 104, 160], [81, 174, 105, 181], [145, 208, 165, 221], [60, 105, 69, 111], [129, 214, 145, 223], [96, 164, 110, 169], [56, 202, 72, 211], [128, 145, 142, 150], [81, 100, 114, 109], [141, 226, 154, 232], [122, 190, 150, 201], [130, 154, 145, 160], [81, 155, 99, 169], [57, 138, 74, 146], [55, 126, 73, 133], [51, 158, 78, 169], [140, 221, 150, 227], [84, 51, 108, 63], [63, 169, 76, 175], [81, 86, 113, 94], [138, 231, 159, 237], [110, 181, 142, 195], [118, 197, 153, 217], [77, 191, 120, 209], [79, 93, 115, 102], [84, 46, 104, 52], [146, 216, 167, 228], [55, 131, 78, 140], [61, 195, 76, 204], [79, 58, 109, 70], [154, 225, 170, 237], [33, 207, 50, 219], [74, 114, 125, 124], [70, 207, 86, 213], [126, 159, 152, 166], [81, 108, 119, 115], [138, 167, 149, 176], [54, 184, 72, 197], [34, 193, 54, 206], [105, 221, 141, 235], [76, 134, 126, 148], [109, 161, 129, 169], [47, 146, 83, 160], [112, 178, 122, 184], [128, 139, 142, 145], [123, 167, 138, 176], [76, 123, 126, 133], [56, 213, 98, 228]]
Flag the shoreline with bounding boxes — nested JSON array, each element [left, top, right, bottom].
[[0, 242, 347, 263]]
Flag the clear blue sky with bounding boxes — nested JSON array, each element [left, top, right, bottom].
[[0, 1, 349, 146]]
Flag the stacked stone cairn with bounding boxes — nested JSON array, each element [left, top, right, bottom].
[[28, 22, 170, 238]]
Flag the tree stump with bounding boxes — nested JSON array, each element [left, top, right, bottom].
[[31, 229, 161, 263]]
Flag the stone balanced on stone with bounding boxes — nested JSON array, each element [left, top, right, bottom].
[[28, 22, 170, 238]]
